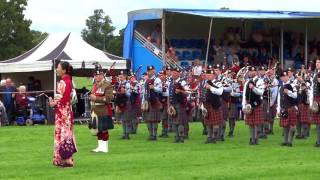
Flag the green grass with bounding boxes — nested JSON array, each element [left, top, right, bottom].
[[74, 77, 93, 90], [0, 121, 320, 180]]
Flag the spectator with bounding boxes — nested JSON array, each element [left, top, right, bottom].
[[15, 85, 28, 110], [34, 80, 42, 91], [192, 59, 203, 77], [1, 78, 17, 125], [166, 47, 178, 63], [0, 80, 8, 126], [258, 47, 269, 66], [27, 76, 35, 92], [151, 24, 161, 48]]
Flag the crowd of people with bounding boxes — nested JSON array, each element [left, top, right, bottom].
[[146, 24, 320, 71], [0, 77, 42, 126]]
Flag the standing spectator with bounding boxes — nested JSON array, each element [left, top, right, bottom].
[[1, 78, 17, 125], [151, 24, 162, 48], [27, 76, 35, 92], [0, 80, 8, 126], [166, 47, 179, 63]]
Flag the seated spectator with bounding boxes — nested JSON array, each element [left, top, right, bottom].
[[309, 48, 318, 62], [192, 59, 203, 77], [16, 85, 28, 110], [258, 47, 269, 66]]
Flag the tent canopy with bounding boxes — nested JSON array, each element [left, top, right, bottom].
[[128, 9, 320, 21], [0, 32, 128, 73]]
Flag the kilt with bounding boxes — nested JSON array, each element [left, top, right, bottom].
[[228, 103, 239, 119], [298, 104, 310, 123], [312, 96, 320, 125], [115, 101, 132, 122], [262, 99, 272, 121], [172, 104, 188, 125], [98, 115, 114, 131], [221, 101, 229, 121], [161, 105, 168, 120], [204, 102, 222, 126], [280, 106, 298, 127], [144, 101, 161, 123], [245, 104, 263, 126]]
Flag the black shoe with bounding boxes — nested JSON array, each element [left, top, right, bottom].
[[287, 143, 293, 147], [131, 131, 137, 134], [152, 136, 157, 141], [121, 135, 127, 140], [249, 138, 254, 145], [205, 138, 212, 144], [202, 130, 208, 135], [173, 139, 180, 143], [228, 132, 234, 137], [254, 139, 259, 145], [314, 142, 320, 147], [296, 135, 303, 139], [148, 136, 153, 141], [180, 138, 184, 143], [281, 142, 288, 146], [159, 134, 169, 138]]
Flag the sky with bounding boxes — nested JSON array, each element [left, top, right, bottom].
[[24, 0, 320, 35]]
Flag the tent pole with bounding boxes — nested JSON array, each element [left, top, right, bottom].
[[305, 20, 308, 66], [53, 59, 56, 97], [205, 18, 213, 69], [161, 11, 166, 67], [280, 21, 284, 69]]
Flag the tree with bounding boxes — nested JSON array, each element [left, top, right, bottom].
[[0, 0, 35, 60], [82, 9, 124, 56], [107, 28, 124, 56], [31, 30, 48, 45]]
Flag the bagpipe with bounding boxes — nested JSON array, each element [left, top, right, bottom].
[[114, 81, 128, 114]]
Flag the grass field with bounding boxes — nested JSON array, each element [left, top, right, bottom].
[[1, 121, 320, 180]]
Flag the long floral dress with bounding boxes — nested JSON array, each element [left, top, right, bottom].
[[53, 75, 77, 167]]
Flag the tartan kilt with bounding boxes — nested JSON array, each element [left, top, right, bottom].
[[269, 105, 277, 121], [172, 104, 188, 125], [143, 100, 161, 123], [161, 105, 168, 120], [204, 102, 222, 126], [245, 104, 264, 126], [262, 99, 272, 121], [228, 103, 239, 119], [280, 106, 298, 127], [97, 115, 114, 131], [221, 101, 229, 121], [312, 96, 320, 125], [298, 104, 310, 123]]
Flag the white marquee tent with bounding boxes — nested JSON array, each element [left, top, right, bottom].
[[0, 32, 128, 90]]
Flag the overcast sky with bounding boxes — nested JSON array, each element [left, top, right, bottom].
[[25, 0, 320, 35]]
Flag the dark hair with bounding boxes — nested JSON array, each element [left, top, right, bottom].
[[59, 61, 73, 76]]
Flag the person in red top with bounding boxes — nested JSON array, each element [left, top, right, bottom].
[[15, 85, 28, 110], [49, 61, 77, 168]]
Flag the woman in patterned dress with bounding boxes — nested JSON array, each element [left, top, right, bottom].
[[49, 61, 77, 168]]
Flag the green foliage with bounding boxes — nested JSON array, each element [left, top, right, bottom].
[[0, 0, 32, 60], [0, 122, 320, 179], [81, 9, 124, 57]]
